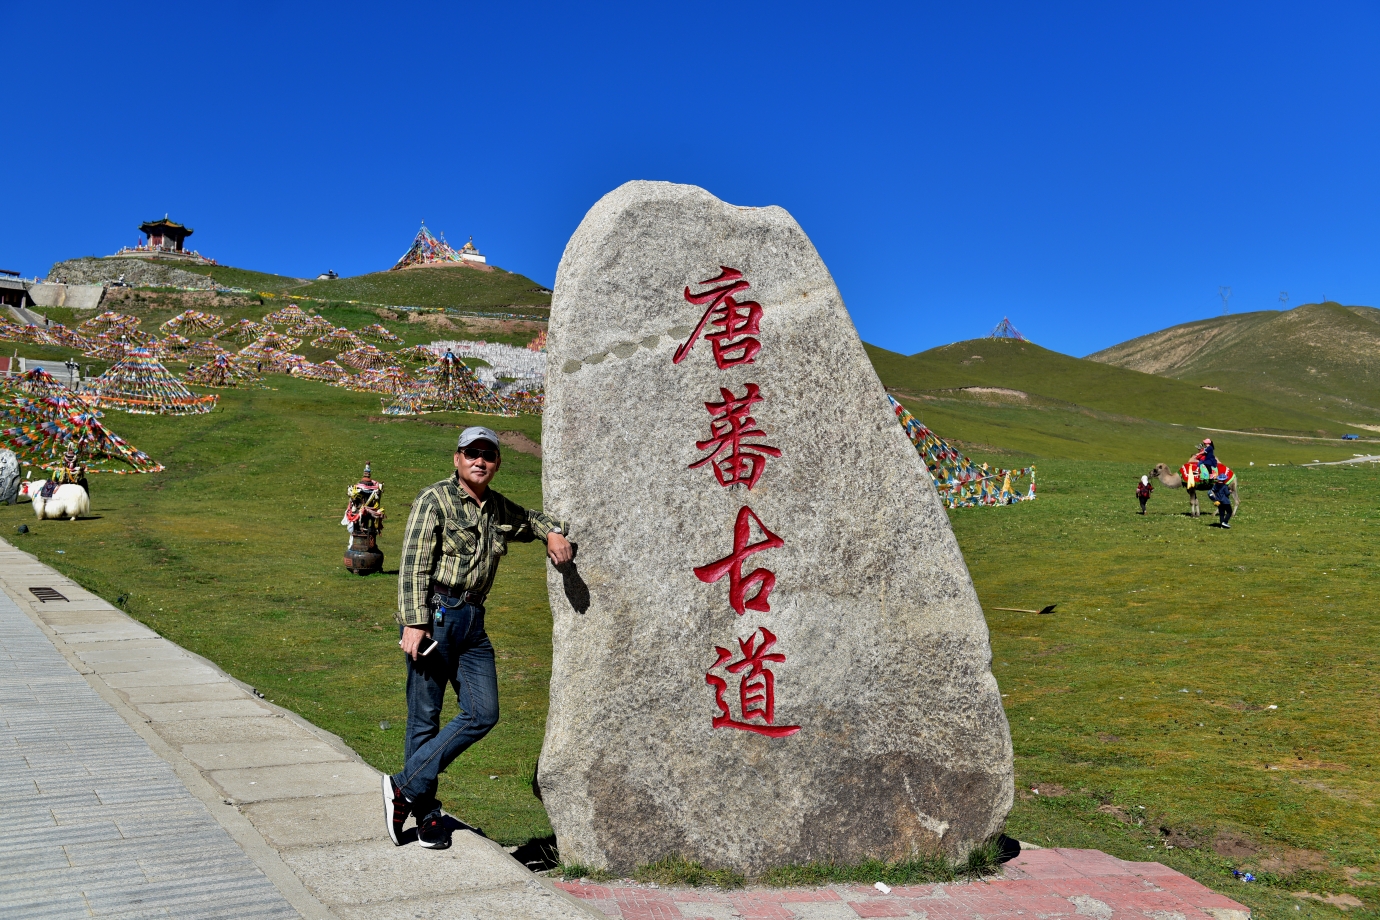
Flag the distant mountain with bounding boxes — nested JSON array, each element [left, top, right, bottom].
[[867, 337, 1341, 437], [1087, 302, 1380, 422]]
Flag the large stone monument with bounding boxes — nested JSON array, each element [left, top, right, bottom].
[[0, 450, 19, 505], [540, 181, 1013, 874]]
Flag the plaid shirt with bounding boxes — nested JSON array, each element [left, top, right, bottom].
[[396, 473, 568, 627]]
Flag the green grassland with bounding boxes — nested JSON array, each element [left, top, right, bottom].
[[954, 459, 1379, 919], [1, 330, 1376, 917], [895, 392, 1365, 468], [1088, 302, 1380, 423]]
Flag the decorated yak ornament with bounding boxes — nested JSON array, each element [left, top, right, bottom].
[[342, 463, 385, 575]]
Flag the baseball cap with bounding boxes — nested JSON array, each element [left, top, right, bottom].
[[457, 426, 500, 450]]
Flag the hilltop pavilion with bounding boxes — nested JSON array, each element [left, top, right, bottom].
[[109, 216, 215, 263]]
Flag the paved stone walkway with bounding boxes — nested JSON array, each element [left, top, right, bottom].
[[556, 848, 1252, 919], [0, 577, 298, 918], [0, 536, 600, 919]]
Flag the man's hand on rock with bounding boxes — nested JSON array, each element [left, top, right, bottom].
[[400, 625, 432, 661], [546, 532, 573, 566]]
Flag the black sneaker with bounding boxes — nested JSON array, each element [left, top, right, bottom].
[[382, 774, 410, 846], [416, 813, 451, 850]]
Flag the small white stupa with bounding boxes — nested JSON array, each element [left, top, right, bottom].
[[459, 237, 486, 264]]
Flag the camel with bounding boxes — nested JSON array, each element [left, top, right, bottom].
[[1151, 462, 1238, 518]]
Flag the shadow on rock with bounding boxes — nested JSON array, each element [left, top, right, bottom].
[[556, 545, 590, 614], [510, 834, 560, 871]]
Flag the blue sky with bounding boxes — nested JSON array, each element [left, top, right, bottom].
[[4, 3, 1379, 357]]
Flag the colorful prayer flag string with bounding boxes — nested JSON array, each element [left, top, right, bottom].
[[888, 395, 1035, 508]]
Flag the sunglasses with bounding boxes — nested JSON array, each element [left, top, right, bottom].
[[460, 446, 498, 462]]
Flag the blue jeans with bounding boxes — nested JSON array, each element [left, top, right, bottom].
[[392, 602, 499, 818]]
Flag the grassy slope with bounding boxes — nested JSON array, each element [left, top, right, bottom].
[[171, 261, 552, 312], [895, 395, 1363, 468], [291, 265, 550, 312], [868, 337, 1369, 467], [869, 338, 1351, 435], [1087, 302, 1380, 422], [174, 264, 310, 293]]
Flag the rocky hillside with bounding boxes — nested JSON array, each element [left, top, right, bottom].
[[47, 257, 218, 290], [1087, 302, 1380, 422]]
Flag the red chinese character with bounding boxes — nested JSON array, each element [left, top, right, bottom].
[[706, 627, 800, 737], [673, 266, 763, 369], [688, 383, 781, 490], [693, 505, 783, 614]]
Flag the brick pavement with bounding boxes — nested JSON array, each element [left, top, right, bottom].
[[556, 847, 1252, 920]]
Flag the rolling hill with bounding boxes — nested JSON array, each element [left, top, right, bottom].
[[866, 337, 1369, 465], [30, 253, 1376, 465], [50, 257, 551, 313], [869, 338, 1342, 434], [176, 261, 551, 313], [1086, 302, 1380, 423], [288, 264, 550, 313]]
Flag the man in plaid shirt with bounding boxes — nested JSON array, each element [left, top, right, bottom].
[[382, 426, 572, 849]]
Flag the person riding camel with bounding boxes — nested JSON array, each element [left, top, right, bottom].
[[1191, 438, 1218, 485]]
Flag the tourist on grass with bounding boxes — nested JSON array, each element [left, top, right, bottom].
[[382, 426, 572, 850], [1210, 470, 1234, 529], [1136, 475, 1153, 514]]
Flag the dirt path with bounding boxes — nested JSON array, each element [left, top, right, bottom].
[[1302, 455, 1380, 466], [1198, 426, 1379, 443]]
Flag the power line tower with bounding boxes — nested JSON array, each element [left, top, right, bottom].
[[1279, 291, 1289, 310], [1219, 286, 1233, 316]]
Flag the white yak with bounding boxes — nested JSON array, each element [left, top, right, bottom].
[[24, 480, 90, 521]]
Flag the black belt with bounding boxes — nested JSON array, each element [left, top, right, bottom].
[[430, 582, 485, 608]]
